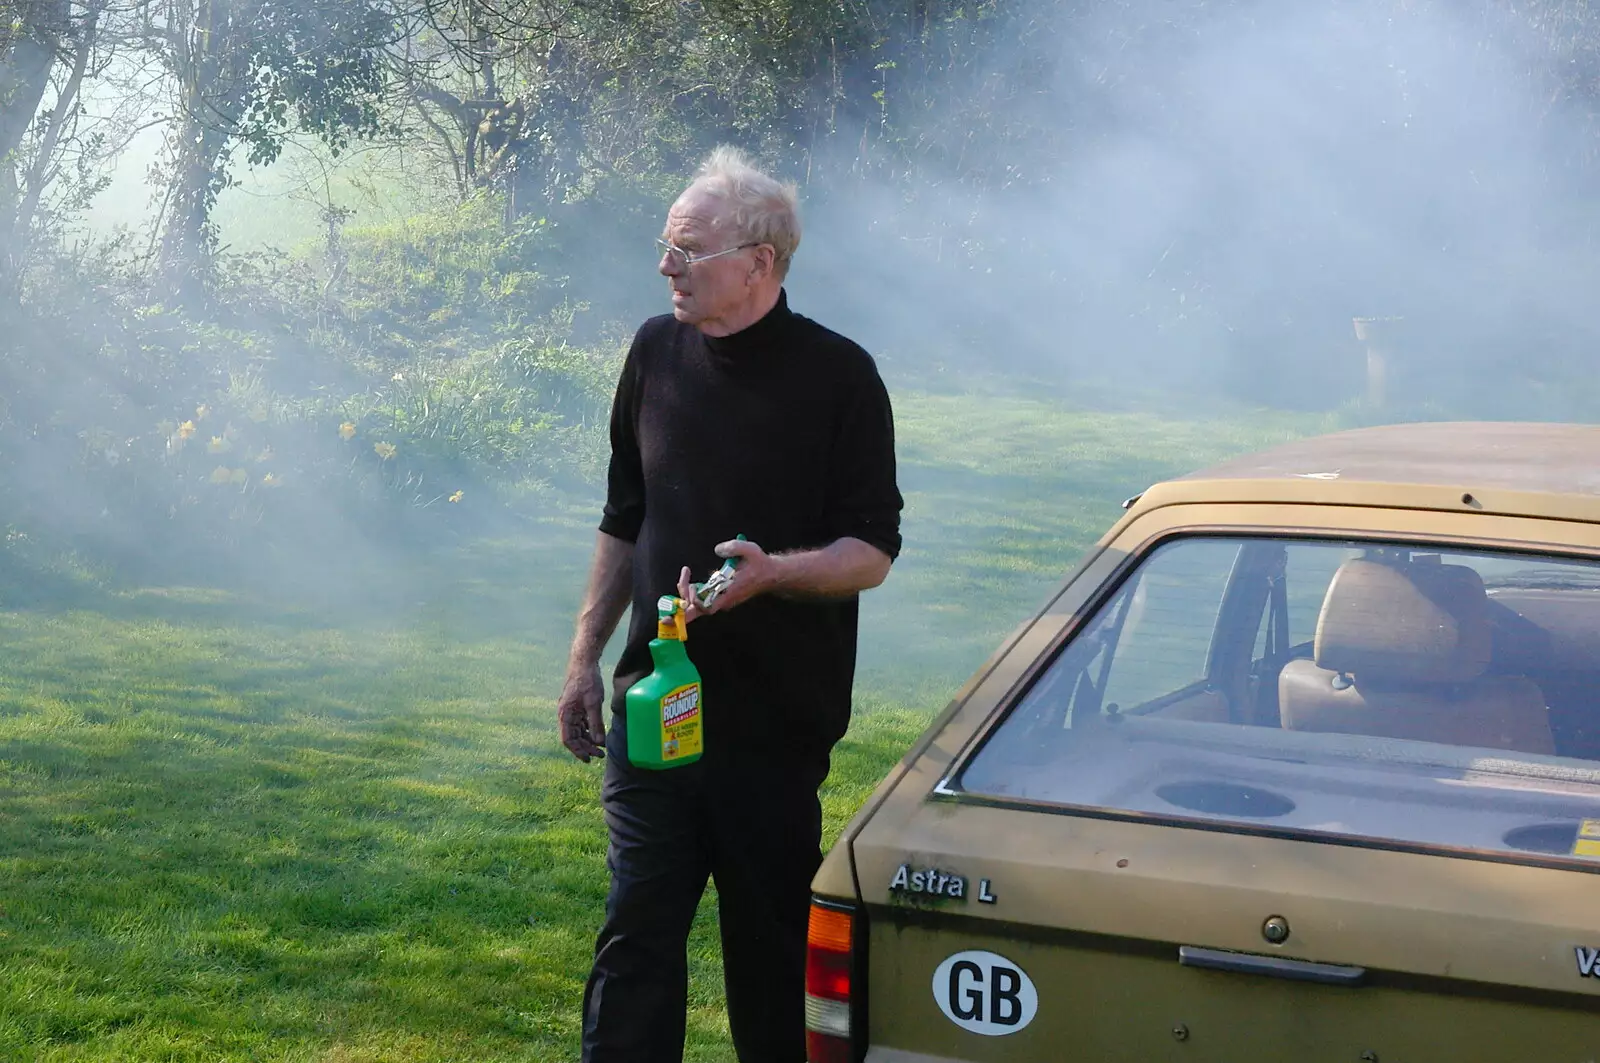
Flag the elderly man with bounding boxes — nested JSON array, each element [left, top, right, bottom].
[[556, 146, 902, 1062]]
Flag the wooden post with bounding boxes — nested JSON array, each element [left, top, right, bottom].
[[1352, 316, 1403, 408]]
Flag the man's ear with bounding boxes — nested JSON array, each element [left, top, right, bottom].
[[749, 244, 776, 282]]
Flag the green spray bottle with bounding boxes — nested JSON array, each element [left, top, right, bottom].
[[624, 595, 704, 769]]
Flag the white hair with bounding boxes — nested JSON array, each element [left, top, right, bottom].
[[690, 146, 802, 278]]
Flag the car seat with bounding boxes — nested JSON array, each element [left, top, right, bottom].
[[1278, 558, 1554, 754]]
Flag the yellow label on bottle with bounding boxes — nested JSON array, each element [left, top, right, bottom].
[[660, 682, 702, 761]]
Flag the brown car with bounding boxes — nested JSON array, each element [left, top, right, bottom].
[[805, 422, 1600, 1063]]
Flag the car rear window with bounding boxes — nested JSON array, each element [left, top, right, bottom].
[[956, 536, 1600, 865]]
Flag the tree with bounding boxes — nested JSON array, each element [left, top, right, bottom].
[[7, 0, 119, 262], [391, 0, 610, 220], [1, 0, 72, 278], [386, 0, 875, 225], [145, 0, 397, 299]]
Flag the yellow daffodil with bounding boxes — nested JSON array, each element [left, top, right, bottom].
[[178, 420, 196, 440], [209, 466, 234, 484], [374, 442, 397, 461], [339, 422, 356, 440], [262, 473, 282, 487], [448, 490, 464, 503], [207, 436, 231, 454], [195, 404, 210, 420]]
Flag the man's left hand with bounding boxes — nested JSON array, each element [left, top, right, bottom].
[[677, 537, 774, 622]]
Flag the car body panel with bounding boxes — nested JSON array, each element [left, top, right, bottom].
[[1152, 421, 1600, 526], [817, 424, 1600, 1062], [1175, 422, 1600, 498], [861, 919, 1600, 1061], [855, 804, 1600, 994]]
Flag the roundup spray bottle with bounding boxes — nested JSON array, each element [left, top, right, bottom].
[[624, 595, 704, 769], [624, 537, 745, 770]]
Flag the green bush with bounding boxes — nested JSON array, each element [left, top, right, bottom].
[[339, 328, 622, 488], [0, 202, 629, 588], [334, 198, 567, 355]]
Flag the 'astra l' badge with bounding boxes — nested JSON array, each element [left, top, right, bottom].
[[889, 863, 999, 904], [889, 863, 966, 899]]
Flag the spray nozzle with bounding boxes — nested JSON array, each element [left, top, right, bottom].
[[656, 595, 688, 641]]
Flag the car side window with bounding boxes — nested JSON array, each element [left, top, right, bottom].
[[1098, 540, 1239, 712], [1252, 545, 1351, 663]]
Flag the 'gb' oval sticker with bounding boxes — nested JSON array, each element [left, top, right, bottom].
[[932, 950, 1038, 1035]]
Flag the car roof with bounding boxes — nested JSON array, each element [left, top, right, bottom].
[[1126, 422, 1600, 526]]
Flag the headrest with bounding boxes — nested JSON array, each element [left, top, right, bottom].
[[1314, 559, 1491, 683]]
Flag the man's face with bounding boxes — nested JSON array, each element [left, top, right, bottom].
[[658, 187, 756, 331]]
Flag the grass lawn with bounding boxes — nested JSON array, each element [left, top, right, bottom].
[[0, 390, 1334, 1061]]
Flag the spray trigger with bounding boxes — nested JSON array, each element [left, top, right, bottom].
[[656, 595, 690, 641]]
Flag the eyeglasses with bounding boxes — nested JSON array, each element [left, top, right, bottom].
[[656, 238, 760, 272]]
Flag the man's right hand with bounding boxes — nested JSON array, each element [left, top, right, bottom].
[[558, 663, 607, 763]]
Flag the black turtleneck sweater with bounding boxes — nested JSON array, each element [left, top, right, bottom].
[[599, 290, 903, 765]]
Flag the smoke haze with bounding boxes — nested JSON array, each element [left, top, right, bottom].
[[11, 3, 1600, 1056], [75, 0, 1600, 421], [794, 0, 1600, 418], [6, 0, 1596, 688]]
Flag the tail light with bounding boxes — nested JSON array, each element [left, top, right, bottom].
[[805, 898, 856, 1063]]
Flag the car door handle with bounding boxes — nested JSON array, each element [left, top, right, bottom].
[[1179, 945, 1367, 986]]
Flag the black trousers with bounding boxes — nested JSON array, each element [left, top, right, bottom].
[[580, 724, 830, 1062]]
